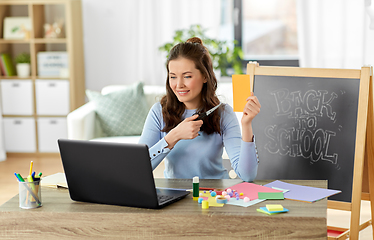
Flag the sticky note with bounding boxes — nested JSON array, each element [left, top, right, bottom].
[[266, 204, 284, 212], [232, 74, 251, 112], [258, 192, 284, 200], [257, 207, 289, 215]]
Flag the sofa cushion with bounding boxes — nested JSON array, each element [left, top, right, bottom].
[[102, 84, 166, 109], [86, 82, 149, 136]]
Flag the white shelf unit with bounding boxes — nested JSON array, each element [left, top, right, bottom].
[[0, 0, 85, 156]]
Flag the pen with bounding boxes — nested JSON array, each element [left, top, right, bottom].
[[29, 161, 33, 177], [157, 187, 192, 192]]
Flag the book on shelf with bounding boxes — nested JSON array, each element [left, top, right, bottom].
[[0, 53, 16, 76]]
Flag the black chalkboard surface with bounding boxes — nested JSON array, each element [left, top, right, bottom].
[[253, 75, 360, 202]]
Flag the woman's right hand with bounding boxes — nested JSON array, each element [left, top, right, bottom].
[[164, 114, 203, 149]]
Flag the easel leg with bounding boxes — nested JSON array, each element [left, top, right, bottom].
[[349, 67, 373, 239], [366, 75, 374, 240]]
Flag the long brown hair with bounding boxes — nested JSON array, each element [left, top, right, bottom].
[[161, 37, 222, 135]]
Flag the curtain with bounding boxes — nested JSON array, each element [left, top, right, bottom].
[[296, 0, 372, 69], [0, 108, 6, 161], [82, 0, 221, 91], [297, 0, 374, 131]]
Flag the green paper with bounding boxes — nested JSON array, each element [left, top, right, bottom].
[[258, 191, 284, 200]]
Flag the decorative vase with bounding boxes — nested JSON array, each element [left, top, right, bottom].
[[16, 63, 31, 77]]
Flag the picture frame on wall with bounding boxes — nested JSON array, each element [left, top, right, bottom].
[[3, 17, 31, 40]]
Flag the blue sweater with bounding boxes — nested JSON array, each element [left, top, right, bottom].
[[138, 102, 259, 182]]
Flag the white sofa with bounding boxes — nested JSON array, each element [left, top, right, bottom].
[[67, 82, 237, 143], [67, 82, 241, 177]]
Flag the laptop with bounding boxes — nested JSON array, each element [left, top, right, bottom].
[[57, 139, 189, 209]]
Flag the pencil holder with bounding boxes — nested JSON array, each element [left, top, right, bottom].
[[19, 179, 42, 209]]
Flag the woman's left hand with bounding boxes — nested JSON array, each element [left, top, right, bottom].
[[241, 93, 261, 126]]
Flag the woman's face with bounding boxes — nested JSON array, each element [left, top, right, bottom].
[[168, 57, 207, 109]]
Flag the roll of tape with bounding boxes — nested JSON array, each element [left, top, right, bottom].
[[216, 196, 228, 204]]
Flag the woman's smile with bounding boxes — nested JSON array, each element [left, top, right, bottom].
[[176, 90, 190, 96]]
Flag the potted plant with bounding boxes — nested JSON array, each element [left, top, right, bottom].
[[159, 25, 244, 78], [15, 52, 31, 77]]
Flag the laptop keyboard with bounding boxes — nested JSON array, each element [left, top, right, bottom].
[[157, 195, 174, 204]]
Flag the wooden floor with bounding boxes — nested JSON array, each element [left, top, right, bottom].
[[0, 156, 372, 239]]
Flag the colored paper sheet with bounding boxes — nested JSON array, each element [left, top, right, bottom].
[[258, 207, 289, 215], [264, 180, 341, 203], [258, 192, 284, 200], [228, 182, 282, 200], [232, 74, 251, 112], [266, 204, 284, 212], [226, 198, 265, 207], [207, 197, 224, 207], [40, 172, 67, 188]]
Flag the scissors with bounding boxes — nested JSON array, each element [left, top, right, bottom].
[[193, 103, 222, 121]]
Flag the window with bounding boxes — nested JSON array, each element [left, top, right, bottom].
[[220, 0, 299, 67]]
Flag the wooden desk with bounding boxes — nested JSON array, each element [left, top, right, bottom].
[[0, 179, 327, 239]]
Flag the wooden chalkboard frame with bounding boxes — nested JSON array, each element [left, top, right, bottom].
[[246, 63, 373, 240]]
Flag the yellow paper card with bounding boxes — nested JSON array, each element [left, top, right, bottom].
[[207, 197, 224, 207], [199, 191, 224, 207], [266, 204, 284, 212], [232, 74, 251, 112]]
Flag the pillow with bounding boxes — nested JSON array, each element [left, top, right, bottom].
[[86, 82, 149, 136]]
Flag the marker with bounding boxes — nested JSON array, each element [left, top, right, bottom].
[[38, 172, 42, 177], [16, 173, 25, 182], [27, 164, 36, 202], [31, 171, 36, 180], [14, 173, 22, 182], [27, 175, 34, 183]]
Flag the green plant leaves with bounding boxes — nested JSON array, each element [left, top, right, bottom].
[[15, 52, 31, 64], [158, 24, 243, 76]]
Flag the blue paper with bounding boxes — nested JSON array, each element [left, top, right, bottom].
[[264, 180, 341, 203]]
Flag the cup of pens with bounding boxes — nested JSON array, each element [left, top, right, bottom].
[[15, 161, 42, 209], [18, 178, 42, 209]]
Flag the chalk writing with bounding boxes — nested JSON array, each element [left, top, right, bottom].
[[271, 89, 338, 120], [264, 88, 339, 164]]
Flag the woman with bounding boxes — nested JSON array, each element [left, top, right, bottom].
[[139, 37, 261, 182]]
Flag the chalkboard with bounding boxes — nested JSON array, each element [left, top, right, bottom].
[[253, 75, 360, 202]]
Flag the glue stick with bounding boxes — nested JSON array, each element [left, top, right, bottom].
[[193, 176, 199, 200]]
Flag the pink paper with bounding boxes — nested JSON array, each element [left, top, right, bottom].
[[228, 182, 282, 200]]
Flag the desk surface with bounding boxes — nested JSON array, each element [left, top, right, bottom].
[[0, 179, 327, 239]]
